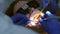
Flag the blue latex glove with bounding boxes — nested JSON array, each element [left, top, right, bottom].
[[11, 13, 29, 25], [39, 11, 60, 34]]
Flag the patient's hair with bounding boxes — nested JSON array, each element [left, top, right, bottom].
[[27, 0, 40, 9], [16, 0, 40, 15], [5, 0, 21, 16], [5, 0, 40, 16]]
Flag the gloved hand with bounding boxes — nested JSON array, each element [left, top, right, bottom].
[[11, 13, 29, 25], [39, 11, 60, 34]]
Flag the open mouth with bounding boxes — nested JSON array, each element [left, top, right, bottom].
[[27, 10, 44, 27]]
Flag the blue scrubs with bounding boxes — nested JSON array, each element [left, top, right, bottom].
[[39, 11, 60, 34], [40, 0, 58, 8], [11, 13, 29, 25], [40, 0, 58, 13]]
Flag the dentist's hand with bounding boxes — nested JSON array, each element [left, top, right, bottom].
[[39, 11, 60, 34]]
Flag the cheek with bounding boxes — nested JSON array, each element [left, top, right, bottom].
[[29, 8, 35, 12], [31, 8, 35, 11]]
